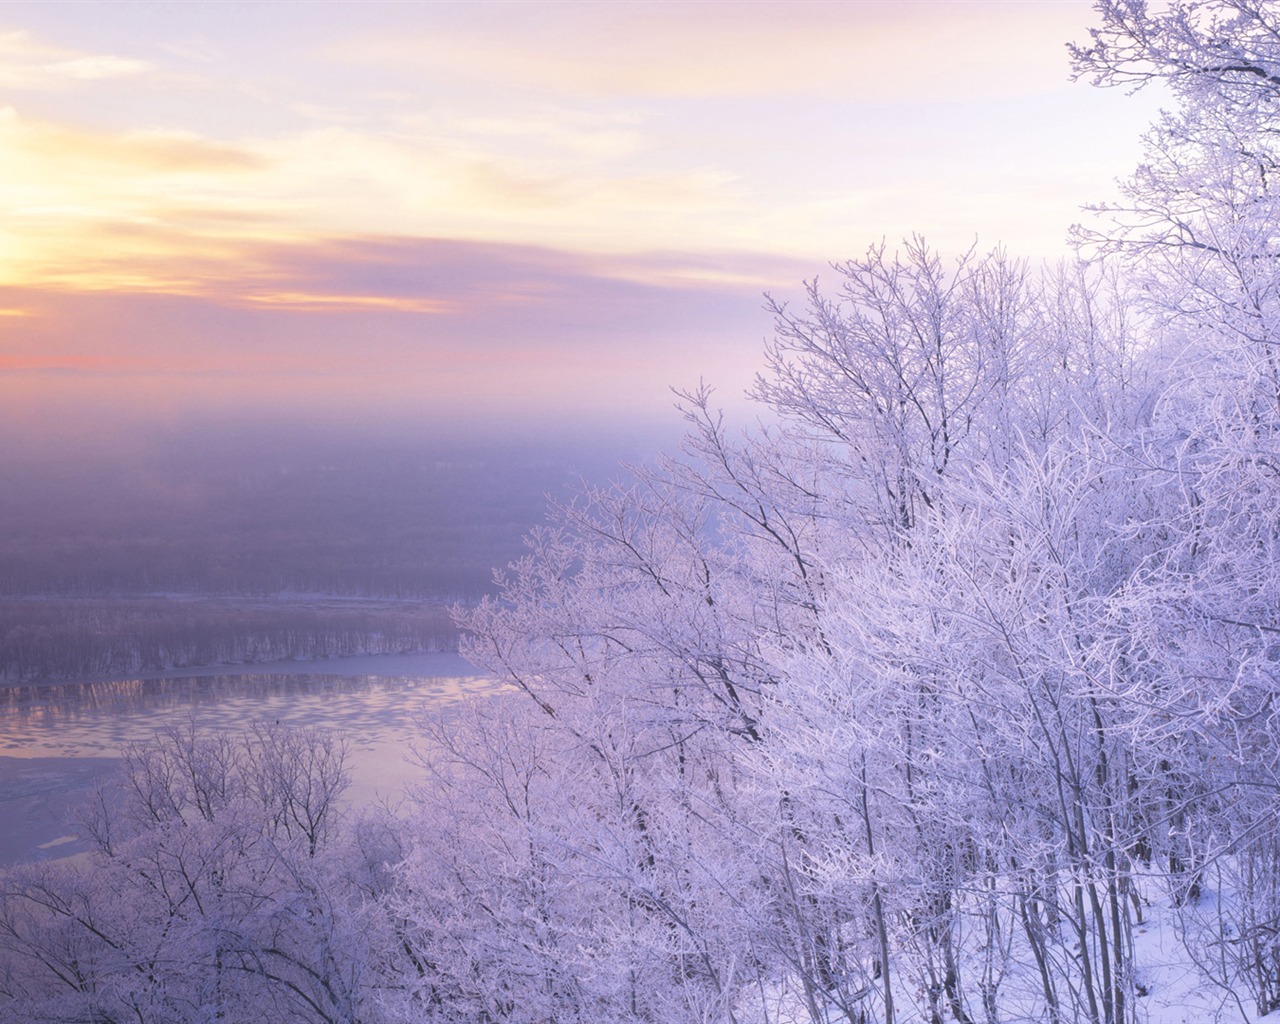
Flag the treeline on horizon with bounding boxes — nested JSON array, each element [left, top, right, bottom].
[[0, 596, 458, 683], [6, 4, 1280, 1024], [0, 432, 638, 680]]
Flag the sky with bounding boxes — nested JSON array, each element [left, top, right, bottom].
[[0, 0, 1163, 451]]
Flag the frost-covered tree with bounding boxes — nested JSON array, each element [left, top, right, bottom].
[[440, 241, 1138, 1024], [0, 725, 392, 1024], [1074, 4, 1280, 1014], [9, 5, 1280, 1024]]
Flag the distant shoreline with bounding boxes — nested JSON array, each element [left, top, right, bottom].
[[2, 650, 483, 691]]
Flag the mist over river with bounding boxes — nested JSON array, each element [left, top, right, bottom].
[[0, 652, 497, 867]]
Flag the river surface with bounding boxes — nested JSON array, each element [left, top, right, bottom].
[[0, 652, 497, 867]]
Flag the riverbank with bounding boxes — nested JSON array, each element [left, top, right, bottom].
[[0, 648, 478, 690], [0, 651, 495, 867], [0, 594, 461, 685], [0, 756, 120, 865]]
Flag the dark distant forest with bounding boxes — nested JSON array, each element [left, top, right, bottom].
[[0, 423, 648, 681]]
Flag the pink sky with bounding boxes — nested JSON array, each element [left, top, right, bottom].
[[0, 1, 1162, 440]]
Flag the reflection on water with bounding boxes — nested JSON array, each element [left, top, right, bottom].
[[0, 669, 496, 760], [0, 655, 499, 865]]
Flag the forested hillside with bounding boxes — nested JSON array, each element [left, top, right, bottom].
[[3, 3, 1280, 1022]]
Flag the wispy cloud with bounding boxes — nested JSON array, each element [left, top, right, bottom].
[[0, 3, 1160, 305], [0, 29, 152, 88], [0, 237, 807, 431], [339, 1, 1092, 102], [241, 292, 458, 315], [0, 1, 1162, 444], [42, 54, 151, 80], [0, 103, 779, 293]]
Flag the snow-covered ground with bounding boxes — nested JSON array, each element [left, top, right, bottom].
[[733, 875, 1269, 1024]]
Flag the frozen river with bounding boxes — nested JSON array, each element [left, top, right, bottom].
[[0, 652, 497, 867]]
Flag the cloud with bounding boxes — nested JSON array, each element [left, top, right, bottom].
[[42, 54, 151, 80], [241, 292, 458, 315], [0, 29, 152, 88], [15, 120, 264, 174], [0, 103, 768, 292], [224, 236, 812, 323], [340, 1, 1093, 102], [0, 1, 1155, 310], [0, 237, 807, 433], [0, 107, 284, 290], [0, 0, 1147, 300]]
